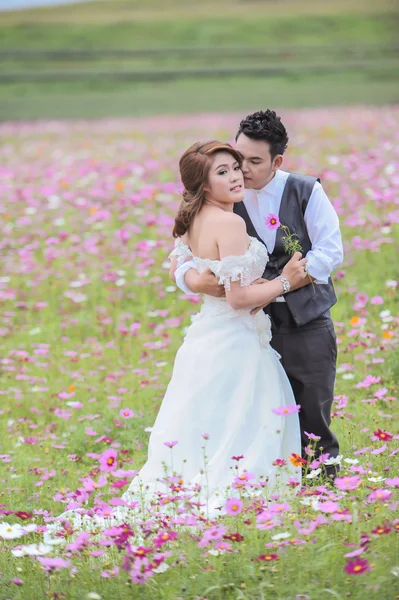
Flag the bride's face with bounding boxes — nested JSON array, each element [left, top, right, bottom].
[[205, 152, 244, 205]]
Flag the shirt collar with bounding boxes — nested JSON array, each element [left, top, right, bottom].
[[256, 169, 288, 195]]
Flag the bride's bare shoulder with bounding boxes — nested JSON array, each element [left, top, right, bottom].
[[210, 209, 244, 226], [213, 210, 247, 234]]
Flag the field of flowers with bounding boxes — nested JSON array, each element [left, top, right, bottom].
[[0, 107, 398, 600]]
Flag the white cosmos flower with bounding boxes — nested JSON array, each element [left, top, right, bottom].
[[48, 194, 61, 210], [306, 468, 321, 479], [380, 310, 391, 318], [11, 543, 53, 557], [385, 164, 395, 175], [271, 532, 291, 541], [342, 374, 355, 380], [300, 497, 320, 510], [153, 562, 170, 574], [165, 286, 176, 293], [344, 458, 359, 464], [385, 280, 397, 289], [367, 476, 386, 483], [0, 523, 25, 539], [325, 455, 343, 466], [29, 327, 41, 336], [21, 524, 39, 534]]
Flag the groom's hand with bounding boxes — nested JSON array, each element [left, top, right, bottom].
[[185, 268, 225, 297]]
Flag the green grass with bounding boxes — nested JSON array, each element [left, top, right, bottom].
[[0, 1, 398, 120], [0, 109, 398, 598], [1, 13, 397, 51], [1, 73, 399, 121]]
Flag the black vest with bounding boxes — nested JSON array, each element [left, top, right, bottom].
[[234, 173, 337, 327]]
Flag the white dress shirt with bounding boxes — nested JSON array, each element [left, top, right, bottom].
[[174, 169, 344, 297]]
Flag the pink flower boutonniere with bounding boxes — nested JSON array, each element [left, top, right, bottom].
[[265, 213, 302, 256], [265, 213, 280, 230], [265, 213, 314, 287]]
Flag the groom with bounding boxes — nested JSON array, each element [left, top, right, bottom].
[[173, 110, 344, 478]]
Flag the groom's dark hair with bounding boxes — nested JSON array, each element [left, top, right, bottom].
[[236, 110, 289, 158]]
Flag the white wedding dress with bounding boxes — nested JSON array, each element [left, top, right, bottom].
[[46, 236, 301, 536]]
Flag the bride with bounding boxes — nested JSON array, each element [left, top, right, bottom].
[[48, 141, 307, 534]]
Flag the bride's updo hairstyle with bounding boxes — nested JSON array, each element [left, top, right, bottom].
[[173, 140, 242, 237]]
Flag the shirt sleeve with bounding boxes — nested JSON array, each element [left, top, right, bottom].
[[174, 260, 200, 296], [304, 181, 344, 284]]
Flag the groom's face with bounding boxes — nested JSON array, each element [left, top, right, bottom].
[[235, 133, 283, 191]]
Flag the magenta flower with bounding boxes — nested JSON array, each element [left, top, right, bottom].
[[119, 408, 134, 419], [273, 458, 287, 467], [344, 557, 370, 575], [272, 404, 300, 415], [371, 295, 384, 305], [153, 530, 178, 548], [265, 213, 281, 230], [225, 497, 243, 515], [99, 449, 118, 472]]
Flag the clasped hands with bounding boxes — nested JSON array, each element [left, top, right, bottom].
[[185, 251, 308, 315]]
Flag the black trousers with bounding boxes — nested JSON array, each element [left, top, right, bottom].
[[265, 303, 339, 461]]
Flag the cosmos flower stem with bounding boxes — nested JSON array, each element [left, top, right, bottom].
[[280, 225, 315, 291]]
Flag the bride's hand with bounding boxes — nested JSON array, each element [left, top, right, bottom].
[[191, 269, 225, 297]]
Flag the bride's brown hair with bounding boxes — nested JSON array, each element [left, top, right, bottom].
[[173, 141, 242, 238]]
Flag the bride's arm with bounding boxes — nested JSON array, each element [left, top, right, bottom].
[[217, 214, 306, 311]]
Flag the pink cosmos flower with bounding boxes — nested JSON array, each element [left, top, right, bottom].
[[265, 213, 281, 230], [272, 404, 300, 415], [304, 431, 321, 441], [269, 502, 291, 514], [367, 489, 392, 503], [198, 525, 227, 547], [119, 408, 134, 419], [163, 440, 178, 448], [370, 296, 383, 304], [99, 449, 118, 472], [37, 557, 71, 571], [385, 477, 399, 487], [225, 497, 243, 515], [344, 547, 365, 558], [153, 530, 178, 548], [344, 557, 370, 575], [335, 475, 362, 491], [273, 458, 287, 467], [318, 500, 340, 514]]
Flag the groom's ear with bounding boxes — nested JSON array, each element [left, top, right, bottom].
[[273, 155, 283, 171]]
